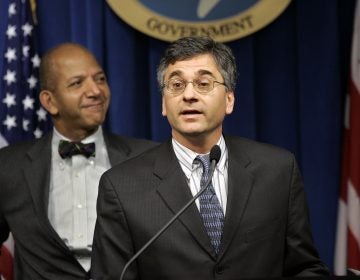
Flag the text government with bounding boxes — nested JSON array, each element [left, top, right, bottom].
[[146, 15, 254, 40]]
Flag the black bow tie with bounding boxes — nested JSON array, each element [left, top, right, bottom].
[[58, 140, 95, 159]]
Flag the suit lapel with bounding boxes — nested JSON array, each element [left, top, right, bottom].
[[24, 133, 52, 218], [103, 132, 129, 166], [154, 141, 216, 258], [218, 137, 254, 258], [23, 133, 72, 252]]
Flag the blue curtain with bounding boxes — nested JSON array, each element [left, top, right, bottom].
[[0, 0, 356, 271]]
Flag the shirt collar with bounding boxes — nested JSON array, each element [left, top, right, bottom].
[[52, 126, 102, 143], [172, 135, 228, 179], [52, 126, 105, 160]]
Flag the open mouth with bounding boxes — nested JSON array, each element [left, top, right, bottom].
[[181, 109, 202, 115], [180, 109, 203, 120]]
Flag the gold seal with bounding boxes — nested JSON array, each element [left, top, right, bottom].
[[107, 0, 292, 42]]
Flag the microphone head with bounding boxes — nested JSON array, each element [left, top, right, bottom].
[[210, 145, 221, 163]]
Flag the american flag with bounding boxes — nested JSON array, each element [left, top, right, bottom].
[[0, 0, 51, 146], [0, 0, 51, 279], [334, 0, 360, 275]]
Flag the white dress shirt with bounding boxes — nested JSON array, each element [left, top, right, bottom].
[[48, 127, 111, 271], [172, 136, 228, 215]]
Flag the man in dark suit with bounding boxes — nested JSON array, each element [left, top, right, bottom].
[[0, 43, 157, 279], [91, 36, 329, 279]]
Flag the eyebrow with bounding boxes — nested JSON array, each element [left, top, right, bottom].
[[94, 70, 105, 76], [167, 70, 182, 80], [67, 70, 105, 82], [167, 69, 216, 80], [197, 69, 215, 77]]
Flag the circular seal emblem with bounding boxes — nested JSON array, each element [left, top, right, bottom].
[[107, 0, 292, 42]]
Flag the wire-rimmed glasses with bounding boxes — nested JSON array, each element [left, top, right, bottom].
[[162, 77, 225, 95]]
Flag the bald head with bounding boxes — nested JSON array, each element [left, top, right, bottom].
[[39, 43, 99, 92], [38, 42, 110, 140]]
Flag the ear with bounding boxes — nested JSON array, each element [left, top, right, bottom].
[[161, 95, 167, 117], [225, 91, 235, 115], [39, 90, 59, 116]]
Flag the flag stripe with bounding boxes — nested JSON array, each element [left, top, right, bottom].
[[334, 199, 347, 275], [0, 246, 13, 280], [348, 229, 360, 268], [335, 0, 360, 275], [348, 82, 360, 194]]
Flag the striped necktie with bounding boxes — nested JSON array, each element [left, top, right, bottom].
[[195, 154, 224, 255]]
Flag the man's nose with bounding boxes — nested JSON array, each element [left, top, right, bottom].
[[85, 79, 101, 96], [182, 82, 197, 100]]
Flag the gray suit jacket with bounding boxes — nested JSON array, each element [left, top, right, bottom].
[[0, 131, 157, 280], [91, 136, 329, 279]]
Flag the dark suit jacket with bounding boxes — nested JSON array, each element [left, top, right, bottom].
[[91, 136, 329, 279], [0, 131, 157, 280]]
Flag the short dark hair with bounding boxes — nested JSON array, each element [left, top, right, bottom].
[[157, 36, 237, 92]]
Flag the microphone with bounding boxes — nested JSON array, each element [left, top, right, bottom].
[[119, 145, 221, 280]]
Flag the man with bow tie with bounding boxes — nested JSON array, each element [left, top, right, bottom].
[[0, 43, 157, 279]]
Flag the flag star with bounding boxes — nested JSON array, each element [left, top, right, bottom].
[[31, 54, 41, 68], [22, 22, 33, 36], [4, 47, 17, 63], [3, 70, 16, 86], [36, 107, 47, 121], [23, 45, 30, 57], [3, 115, 17, 130], [27, 75, 38, 89], [23, 118, 30, 131], [2, 93, 16, 108], [6, 25, 17, 39], [33, 127, 43, 138], [22, 95, 35, 110], [8, 3, 16, 17]]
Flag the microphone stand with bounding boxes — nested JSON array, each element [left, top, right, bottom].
[[119, 159, 218, 280]]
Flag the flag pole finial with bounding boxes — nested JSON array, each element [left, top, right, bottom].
[[30, 0, 38, 25]]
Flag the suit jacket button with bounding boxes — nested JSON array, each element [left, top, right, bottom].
[[215, 266, 224, 275]]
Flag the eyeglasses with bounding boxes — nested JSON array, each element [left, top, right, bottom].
[[162, 77, 226, 95]]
